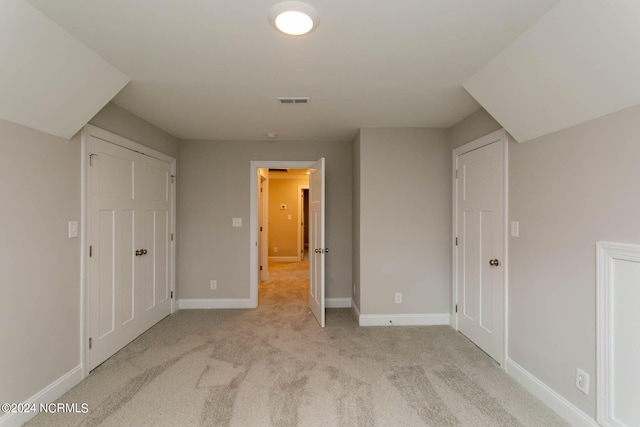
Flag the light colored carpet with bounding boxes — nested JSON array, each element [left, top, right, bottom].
[[27, 260, 566, 426]]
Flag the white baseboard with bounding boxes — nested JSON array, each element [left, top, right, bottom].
[[358, 313, 450, 327], [178, 299, 254, 309], [0, 365, 83, 427], [506, 359, 597, 427], [352, 300, 361, 320], [326, 298, 351, 308], [268, 256, 299, 262]]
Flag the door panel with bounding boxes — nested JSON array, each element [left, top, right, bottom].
[[456, 138, 504, 363], [309, 158, 326, 327]]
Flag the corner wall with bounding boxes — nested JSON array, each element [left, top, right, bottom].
[[356, 128, 451, 319]]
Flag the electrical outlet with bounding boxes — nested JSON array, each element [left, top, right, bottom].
[[575, 368, 589, 395], [274, 247, 278, 253], [395, 293, 402, 304], [210, 280, 217, 290]]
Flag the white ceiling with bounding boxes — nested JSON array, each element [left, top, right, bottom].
[[25, 0, 560, 142], [465, 0, 640, 143], [0, 0, 128, 139]]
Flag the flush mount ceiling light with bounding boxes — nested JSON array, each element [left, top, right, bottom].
[[269, 1, 320, 36]]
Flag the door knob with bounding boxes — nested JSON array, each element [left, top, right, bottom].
[[489, 259, 500, 266], [141, 249, 148, 255], [135, 249, 142, 256]]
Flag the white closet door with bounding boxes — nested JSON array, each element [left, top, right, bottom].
[[87, 136, 172, 371]]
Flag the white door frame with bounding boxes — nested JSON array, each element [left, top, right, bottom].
[[451, 128, 508, 367], [81, 124, 176, 378], [249, 160, 315, 307], [297, 184, 309, 261]]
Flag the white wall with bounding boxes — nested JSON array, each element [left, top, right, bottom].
[[177, 140, 352, 301], [356, 128, 451, 316]]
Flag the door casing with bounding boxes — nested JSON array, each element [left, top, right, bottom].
[[452, 129, 508, 367]]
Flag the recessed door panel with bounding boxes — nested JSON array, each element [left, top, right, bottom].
[[98, 209, 115, 338]]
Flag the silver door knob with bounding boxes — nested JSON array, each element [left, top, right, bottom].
[[489, 259, 500, 266]]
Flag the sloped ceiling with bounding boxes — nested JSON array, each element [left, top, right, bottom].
[[25, 0, 560, 142], [464, 0, 640, 143], [0, 0, 129, 139]]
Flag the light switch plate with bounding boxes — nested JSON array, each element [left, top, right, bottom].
[[511, 221, 519, 237], [68, 221, 78, 238], [232, 217, 242, 227]]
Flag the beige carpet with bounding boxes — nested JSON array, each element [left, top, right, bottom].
[[27, 259, 566, 426]]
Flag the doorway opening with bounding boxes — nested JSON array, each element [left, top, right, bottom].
[[249, 161, 315, 307]]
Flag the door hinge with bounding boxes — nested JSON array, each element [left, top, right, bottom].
[[171, 233, 174, 241], [260, 226, 263, 232], [171, 175, 176, 183], [89, 153, 97, 166], [455, 169, 458, 179], [260, 265, 263, 271], [89, 245, 92, 257], [455, 237, 458, 246], [89, 337, 92, 350], [170, 291, 174, 299], [455, 304, 458, 313]]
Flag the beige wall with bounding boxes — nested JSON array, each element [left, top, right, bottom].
[[0, 119, 81, 405], [177, 140, 352, 300], [89, 102, 179, 158], [356, 128, 451, 315], [507, 104, 640, 418], [268, 176, 308, 258], [450, 108, 502, 150], [0, 106, 178, 412], [451, 104, 640, 418]]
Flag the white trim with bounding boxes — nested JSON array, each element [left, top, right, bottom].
[[506, 359, 598, 427], [178, 299, 254, 309], [452, 128, 508, 367], [250, 160, 316, 309], [596, 241, 640, 427], [268, 256, 300, 262], [326, 298, 351, 308], [352, 300, 361, 319], [0, 365, 83, 427], [358, 313, 450, 327], [297, 183, 309, 261], [81, 125, 177, 377]]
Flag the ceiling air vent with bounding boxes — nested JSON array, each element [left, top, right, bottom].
[[277, 97, 310, 105]]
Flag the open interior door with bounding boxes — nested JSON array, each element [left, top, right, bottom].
[[309, 158, 326, 327]]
